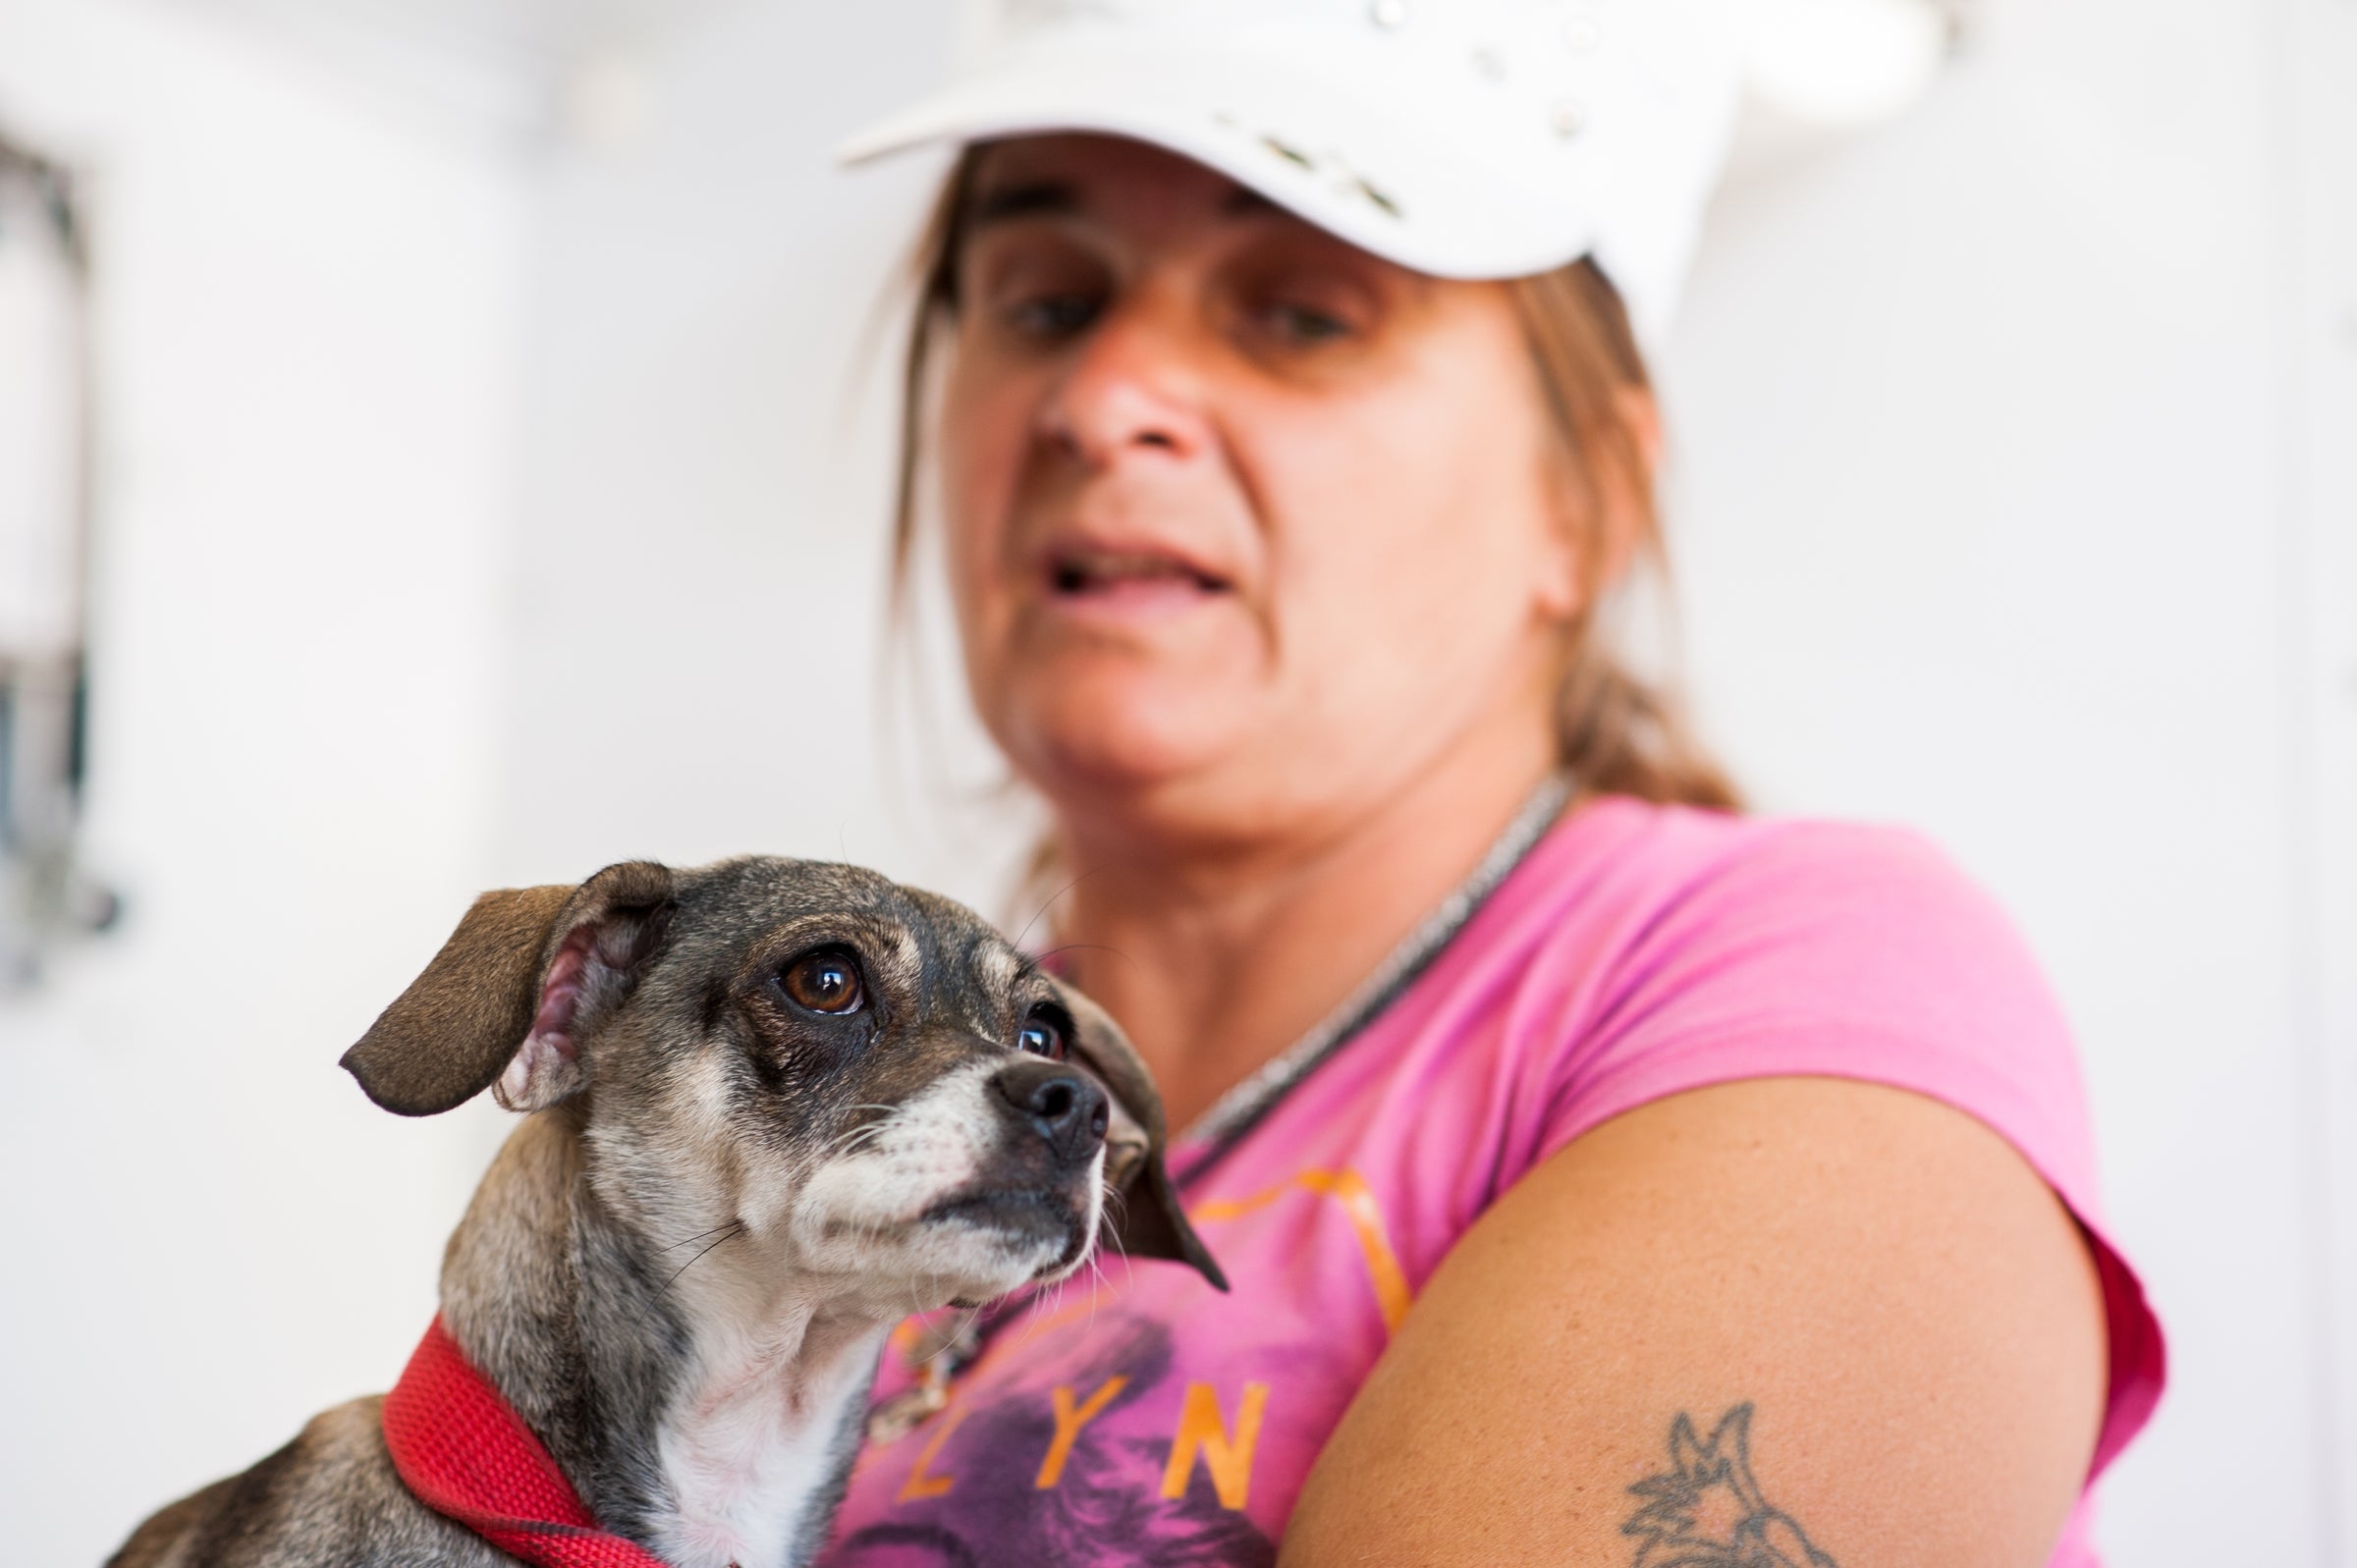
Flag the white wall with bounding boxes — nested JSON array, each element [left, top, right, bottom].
[[493, 0, 1022, 910], [0, 3, 525, 1562], [2288, 0, 2357, 1539], [1, 0, 2349, 1563]]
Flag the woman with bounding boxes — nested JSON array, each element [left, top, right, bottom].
[[822, 4, 2163, 1563]]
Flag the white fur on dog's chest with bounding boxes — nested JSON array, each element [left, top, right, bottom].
[[650, 1308, 890, 1568]]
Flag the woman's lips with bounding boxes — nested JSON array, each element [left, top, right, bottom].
[[1039, 544, 1232, 617]]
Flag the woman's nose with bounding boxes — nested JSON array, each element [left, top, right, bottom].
[[1036, 296, 1214, 468]]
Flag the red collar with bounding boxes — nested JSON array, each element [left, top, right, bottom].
[[382, 1317, 673, 1568]]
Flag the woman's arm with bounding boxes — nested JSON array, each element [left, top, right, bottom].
[[1280, 1076, 2107, 1566]]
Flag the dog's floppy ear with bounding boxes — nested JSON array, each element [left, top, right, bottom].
[[1052, 980, 1228, 1292], [341, 861, 677, 1117]]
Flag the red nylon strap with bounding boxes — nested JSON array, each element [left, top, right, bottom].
[[382, 1317, 673, 1568]]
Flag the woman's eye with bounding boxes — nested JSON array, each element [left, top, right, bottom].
[[781, 949, 865, 1014], [1016, 1010, 1068, 1060], [1005, 293, 1102, 340], [1260, 301, 1353, 346]]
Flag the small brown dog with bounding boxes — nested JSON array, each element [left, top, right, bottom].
[[109, 857, 1219, 1568]]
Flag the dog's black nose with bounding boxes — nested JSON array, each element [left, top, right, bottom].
[[992, 1057, 1110, 1167]]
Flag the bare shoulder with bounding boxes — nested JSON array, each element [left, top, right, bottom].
[[107, 1396, 505, 1568], [1282, 1077, 2108, 1567]]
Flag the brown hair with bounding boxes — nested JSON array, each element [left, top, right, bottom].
[[887, 150, 1738, 813]]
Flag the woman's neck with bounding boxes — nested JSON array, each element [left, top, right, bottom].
[[1050, 730, 1564, 1135]]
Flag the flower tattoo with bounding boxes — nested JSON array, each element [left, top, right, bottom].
[[1621, 1403, 1838, 1568]]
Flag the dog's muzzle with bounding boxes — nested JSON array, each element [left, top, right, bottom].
[[917, 1058, 1110, 1262]]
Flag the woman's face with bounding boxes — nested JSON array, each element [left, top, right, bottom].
[[938, 134, 1592, 847]]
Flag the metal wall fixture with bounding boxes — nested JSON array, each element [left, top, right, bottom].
[[0, 129, 113, 989]]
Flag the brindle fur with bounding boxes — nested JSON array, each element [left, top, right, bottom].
[[110, 856, 1216, 1568]]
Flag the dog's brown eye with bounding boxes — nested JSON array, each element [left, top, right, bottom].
[[1016, 1008, 1067, 1061], [781, 949, 864, 1014]]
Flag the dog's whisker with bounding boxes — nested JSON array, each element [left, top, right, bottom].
[[823, 1108, 903, 1159], [1095, 1202, 1133, 1303], [655, 1220, 747, 1294], [1029, 941, 1130, 972], [1097, 1183, 1133, 1244], [909, 1303, 984, 1370], [827, 1125, 889, 1160], [648, 1219, 749, 1256], [1083, 1252, 1110, 1337], [1008, 1286, 1066, 1356], [1011, 870, 1095, 953]]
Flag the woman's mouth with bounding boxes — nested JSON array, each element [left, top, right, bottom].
[[1043, 545, 1232, 611]]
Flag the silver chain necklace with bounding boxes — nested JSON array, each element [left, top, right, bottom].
[[1178, 771, 1574, 1155]]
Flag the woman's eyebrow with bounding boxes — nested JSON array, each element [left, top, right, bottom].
[[966, 180, 1077, 227], [965, 177, 1278, 228]]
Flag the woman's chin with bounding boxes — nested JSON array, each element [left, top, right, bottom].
[[1026, 718, 1237, 798], [1002, 684, 1259, 806]]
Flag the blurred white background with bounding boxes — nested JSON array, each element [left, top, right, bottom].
[[0, 0, 2350, 1563]]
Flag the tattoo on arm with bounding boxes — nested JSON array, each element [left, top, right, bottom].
[[1621, 1402, 1838, 1567]]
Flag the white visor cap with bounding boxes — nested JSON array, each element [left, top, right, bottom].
[[839, 0, 1744, 346]]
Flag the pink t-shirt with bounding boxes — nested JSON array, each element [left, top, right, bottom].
[[820, 799, 2166, 1566]]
